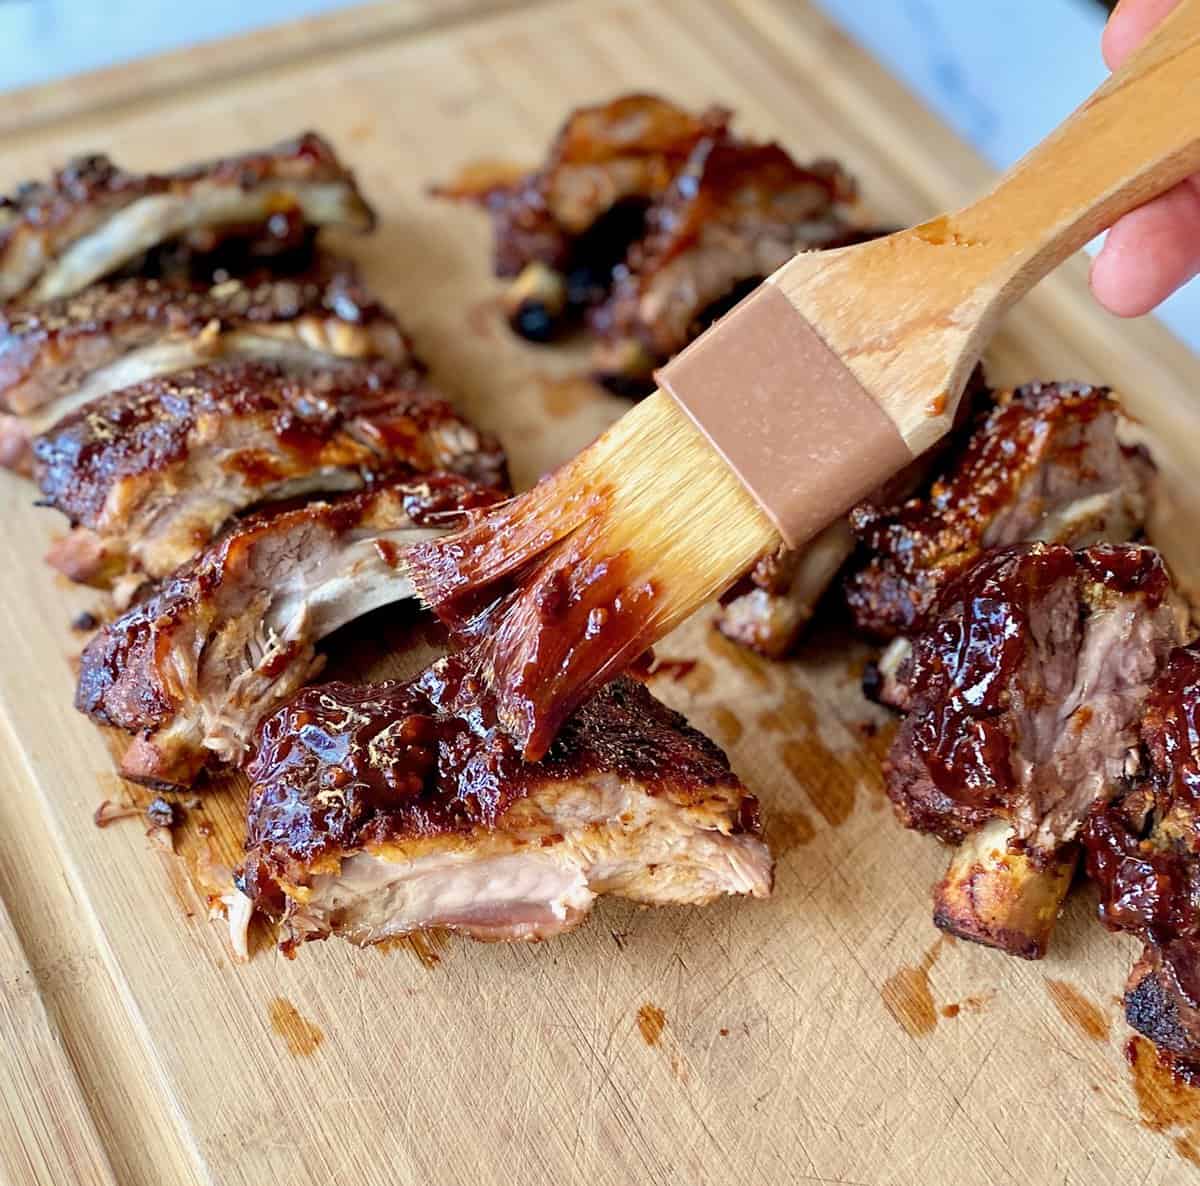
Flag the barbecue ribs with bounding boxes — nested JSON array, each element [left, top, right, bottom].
[[856, 380, 1150, 719], [713, 521, 856, 659], [0, 264, 409, 472], [237, 658, 771, 953], [885, 542, 1184, 957], [0, 133, 374, 304], [437, 94, 725, 340], [75, 475, 503, 789], [847, 381, 1151, 642], [35, 358, 506, 588], [589, 134, 862, 393], [1085, 643, 1200, 1068]]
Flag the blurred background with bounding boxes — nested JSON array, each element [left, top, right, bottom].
[[2, 0, 1189, 342]]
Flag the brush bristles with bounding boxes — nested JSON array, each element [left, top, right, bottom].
[[577, 391, 779, 633], [408, 390, 779, 760]]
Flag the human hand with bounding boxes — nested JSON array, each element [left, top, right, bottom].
[[1090, 0, 1200, 315]]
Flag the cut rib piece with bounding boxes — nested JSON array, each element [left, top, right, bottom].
[[0, 132, 374, 303], [237, 659, 771, 953], [1084, 643, 1200, 1066], [436, 94, 726, 338], [75, 476, 502, 790], [589, 134, 863, 392], [845, 381, 1152, 641], [35, 358, 507, 586], [714, 521, 854, 658], [886, 543, 1184, 957], [0, 264, 409, 472]]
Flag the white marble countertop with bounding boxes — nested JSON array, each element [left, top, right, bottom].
[[0, 0, 1192, 348]]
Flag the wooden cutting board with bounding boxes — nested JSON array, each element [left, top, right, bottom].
[[4, 2, 1200, 1184]]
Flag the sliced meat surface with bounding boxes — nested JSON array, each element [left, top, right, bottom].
[[0, 132, 374, 303], [35, 358, 507, 585], [887, 543, 1183, 852], [75, 476, 502, 790], [237, 659, 771, 953], [845, 381, 1151, 641], [0, 264, 409, 472], [589, 134, 862, 391], [1085, 643, 1200, 1065]]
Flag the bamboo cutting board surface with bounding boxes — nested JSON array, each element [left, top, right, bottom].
[[4, 2, 1200, 1184]]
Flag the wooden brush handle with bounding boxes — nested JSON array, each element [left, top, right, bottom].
[[764, 0, 1200, 464], [669, 0, 1200, 545], [952, 0, 1200, 302]]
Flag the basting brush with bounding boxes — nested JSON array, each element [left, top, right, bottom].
[[409, 1, 1200, 761]]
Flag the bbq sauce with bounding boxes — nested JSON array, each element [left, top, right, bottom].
[[845, 381, 1116, 640], [905, 543, 1077, 806], [242, 658, 745, 891], [1084, 643, 1200, 945], [407, 475, 670, 762], [469, 534, 660, 762], [890, 541, 1174, 846]]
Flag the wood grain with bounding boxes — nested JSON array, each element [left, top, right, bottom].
[[0, 890, 116, 1186], [0, 2, 1197, 1183]]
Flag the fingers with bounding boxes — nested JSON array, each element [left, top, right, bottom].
[[1102, 0, 1182, 68], [1093, 0, 1194, 314], [1090, 177, 1200, 316]]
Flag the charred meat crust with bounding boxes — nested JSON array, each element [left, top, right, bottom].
[[0, 132, 375, 302], [0, 262, 410, 417], [845, 381, 1149, 641], [1124, 946, 1200, 1062], [589, 134, 858, 384], [34, 358, 508, 583], [74, 475, 502, 788], [243, 661, 750, 868], [237, 660, 770, 947], [36, 358, 505, 527], [1084, 643, 1200, 1059], [437, 94, 727, 281]]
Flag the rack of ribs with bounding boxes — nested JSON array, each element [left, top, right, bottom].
[[34, 358, 507, 590], [589, 134, 863, 394], [884, 542, 1185, 958], [0, 263, 410, 473], [436, 94, 726, 340], [1084, 643, 1200, 1071], [0, 132, 374, 304], [75, 476, 503, 790], [236, 657, 772, 954]]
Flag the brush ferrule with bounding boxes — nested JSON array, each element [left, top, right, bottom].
[[656, 283, 912, 548]]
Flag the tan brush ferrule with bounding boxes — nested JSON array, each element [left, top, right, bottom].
[[655, 282, 913, 549]]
